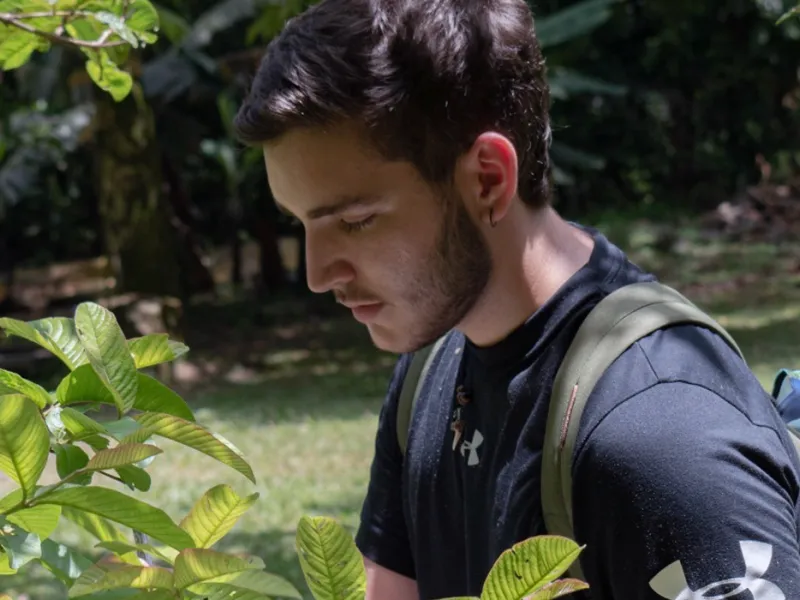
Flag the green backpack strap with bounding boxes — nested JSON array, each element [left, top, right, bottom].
[[397, 337, 447, 455], [541, 281, 744, 579]]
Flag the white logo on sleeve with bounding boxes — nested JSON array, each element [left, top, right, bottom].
[[649, 541, 785, 600], [460, 429, 483, 467]]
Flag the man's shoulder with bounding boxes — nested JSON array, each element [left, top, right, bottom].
[[574, 322, 797, 471]]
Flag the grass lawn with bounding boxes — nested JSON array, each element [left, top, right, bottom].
[[2, 219, 799, 599]]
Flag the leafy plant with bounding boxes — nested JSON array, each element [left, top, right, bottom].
[[0, 0, 161, 100], [295, 516, 588, 600], [0, 303, 302, 599], [777, 2, 800, 23]]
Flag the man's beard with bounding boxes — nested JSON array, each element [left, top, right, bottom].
[[403, 188, 493, 352]]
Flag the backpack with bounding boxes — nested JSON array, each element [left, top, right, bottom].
[[395, 281, 800, 580]]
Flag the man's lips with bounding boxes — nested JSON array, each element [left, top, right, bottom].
[[342, 301, 384, 323]]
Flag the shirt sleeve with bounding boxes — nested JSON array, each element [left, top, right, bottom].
[[354, 353, 416, 579], [572, 381, 800, 599]]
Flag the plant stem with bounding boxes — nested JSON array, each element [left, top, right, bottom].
[[0, 14, 127, 48]]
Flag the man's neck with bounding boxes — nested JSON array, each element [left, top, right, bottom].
[[458, 206, 595, 348]]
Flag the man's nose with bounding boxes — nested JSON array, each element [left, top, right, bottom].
[[304, 234, 355, 294]]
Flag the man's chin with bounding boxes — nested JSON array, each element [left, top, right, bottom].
[[365, 322, 449, 355]]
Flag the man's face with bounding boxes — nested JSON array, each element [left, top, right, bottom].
[[264, 124, 492, 353]]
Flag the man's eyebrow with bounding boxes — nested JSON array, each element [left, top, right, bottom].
[[275, 194, 379, 221]]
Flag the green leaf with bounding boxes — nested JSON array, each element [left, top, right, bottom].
[[128, 334, 189, 369], [39, 539, 94, 585], [115, 465, 152, 492], [60, 506, 143, 567], [777, 5, 800, 24], [295, 516, 365, 600], [173, 548, 264, 589], [55, 444, 91, 481], [188, 569, 302, 599], [74, 303, 138, 415], [124, 413, 254, 482], [127, 0, 159, 34], [85, 443, 162, 471], [180, 484, 259, 549], [155, 4, 189, 43], [0, 488, 23, 513], [535, 0, 619, 48], [95, 541, 176, 565], [102, 417, 144, 440], [0, 525, 42, 569], [6, 504, 61, 539], [61, 407, 110, 441], [85, 52, 134, 101], [0, 396, 50, 499], [46, 405, 69, 442], [480, 535, 585, 600], [527, 579, 589, 600], [68, 563, 174, 597], [93, 11, 139, 46], [35, 487, 194, 550], [0, 31, 38, 70], [0, 317, 88, 370], [0, 369, 52, 409], [0, 551, 17, 575], [58, 365, 195, 422]]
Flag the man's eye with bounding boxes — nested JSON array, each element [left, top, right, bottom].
[[341, 215, 376, 233]]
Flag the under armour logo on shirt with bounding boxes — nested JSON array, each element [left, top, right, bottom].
[[460, 429, 483, 467], [650, 541, 785, 600]]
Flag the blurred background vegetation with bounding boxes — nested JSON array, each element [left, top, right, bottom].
[[1, 0, 799, 597]]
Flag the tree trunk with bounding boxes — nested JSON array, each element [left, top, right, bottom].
[[92, 83, 214, 306]]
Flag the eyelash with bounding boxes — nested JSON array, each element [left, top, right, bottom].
[[341, 215, 376, 233]]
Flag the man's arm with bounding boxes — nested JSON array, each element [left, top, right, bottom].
[[365, 557, 419, 600], [572, 381, 800, 599], [355, 354, 419, 598]]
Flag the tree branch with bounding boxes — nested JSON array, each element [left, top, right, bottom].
[[0, 13, 127, 48]]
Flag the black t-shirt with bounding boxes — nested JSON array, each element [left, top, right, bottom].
[[355, 227, 800, 599]]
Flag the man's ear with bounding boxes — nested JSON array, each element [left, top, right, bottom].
[[456, 132, 518, 227]]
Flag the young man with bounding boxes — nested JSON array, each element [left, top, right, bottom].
[[234, 0, 800, 597]]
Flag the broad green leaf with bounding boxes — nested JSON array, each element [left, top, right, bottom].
[[115, 465, 152, 492], [124, 413, 254, 482], [295, 516, 365, 600], [0, 369, 52, 409], [85, 52, 134, 101], [0, 396, 50, 499], [180, 484, 258, 548], [103, 417, 144, 440], [58, 366, 195, 422], [187, 569, 302, 599], [55, 444, 91, 481], [0, 31, 38, 70], [0, 488, 23, 513], [61, 407, 110, 441], [155, 4, 189, 43], [6, 504, 61, 539], [96, 541, 176, 564], [74, 302, 138, 415], [0, 551, 16, 574], [93, 11, 139, 46], [528, 579, 589, 600], [535, 0, 619, 48], [173, 548, 264, 589], [0, 317, 87, 370], [36, 487, 194, 550], [68, 563, 174, 597], [60, 507, 143, 566], [480, 536, 585, 600], [0, 526, 41, 569], [85, 443, 162, 472], [127, 0, 159, 33], [128, 334, 189, 368], [39, 539, 94, 585]]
